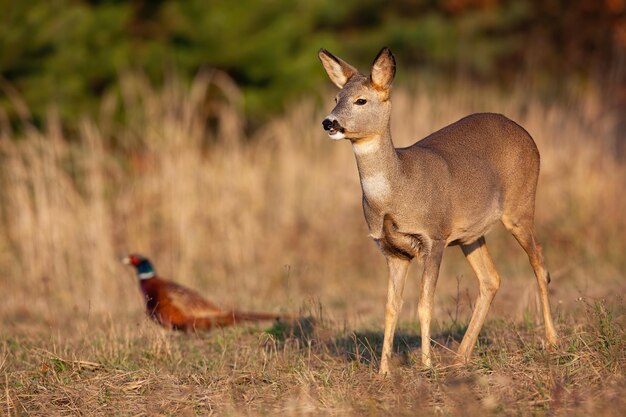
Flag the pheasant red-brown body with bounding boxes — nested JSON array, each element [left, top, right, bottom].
[[123, 254, 279, 331]]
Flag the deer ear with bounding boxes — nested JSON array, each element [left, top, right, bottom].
[[370, 47, 396, 90], [318, 49, 359, 89]]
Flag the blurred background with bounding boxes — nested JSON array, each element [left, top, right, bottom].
[[2, 0, 625, 130], [0, 0, 625, 334]]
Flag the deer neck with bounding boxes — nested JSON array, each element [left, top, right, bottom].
[[351, 126, 399, 205]]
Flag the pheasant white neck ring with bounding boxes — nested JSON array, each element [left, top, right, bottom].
[[139, 271, 156, 280]]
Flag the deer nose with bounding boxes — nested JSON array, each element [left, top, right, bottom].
[[322, 118, 333, 131]]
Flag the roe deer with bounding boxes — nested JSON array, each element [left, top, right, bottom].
[[318, 47, 557, 374]]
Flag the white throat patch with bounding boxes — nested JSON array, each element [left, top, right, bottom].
[[352, 140, 380, 154], [361, 173, 391, 200]]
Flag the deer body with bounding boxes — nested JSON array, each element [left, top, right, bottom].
[[360, 113, 537, 249], [319, 47, 557, 374]]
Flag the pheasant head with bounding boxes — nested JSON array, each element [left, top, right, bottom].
[[122, 254, 156, 280]]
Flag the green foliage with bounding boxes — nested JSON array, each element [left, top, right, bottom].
[[0, 0, 621, 130]]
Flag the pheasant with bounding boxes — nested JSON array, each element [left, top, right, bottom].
[[122, 254, 281, 331]]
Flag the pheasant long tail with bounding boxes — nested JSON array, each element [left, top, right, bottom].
[[188, 311, 281, 331]]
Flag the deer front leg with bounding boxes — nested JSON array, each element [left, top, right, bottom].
[[379, 256, 410, 375], [417, 241, 445, 368]]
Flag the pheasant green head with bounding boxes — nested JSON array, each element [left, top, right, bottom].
[[122, 254, 156, 280]]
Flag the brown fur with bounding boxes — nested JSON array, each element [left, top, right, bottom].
[[319, 47, 558, 374]]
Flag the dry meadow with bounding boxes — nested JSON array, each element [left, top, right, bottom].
[[0, 73, 624, 415]]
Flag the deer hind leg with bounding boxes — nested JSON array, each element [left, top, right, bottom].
[[417, 241, 445, 368], [502, 216, 558, 345], [379, 256, 410, 375], [456, 236, 501, 363]]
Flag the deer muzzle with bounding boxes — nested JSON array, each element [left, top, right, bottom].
[[322, 117, 346, 140]]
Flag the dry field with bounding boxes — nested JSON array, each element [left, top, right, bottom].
[[0, 73, 624, 415]]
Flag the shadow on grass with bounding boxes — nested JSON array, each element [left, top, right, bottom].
[[330, 325, 476, 366], [266, 317, 492, 367]]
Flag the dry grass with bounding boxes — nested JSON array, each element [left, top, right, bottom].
[[0, 73, 624, 415]]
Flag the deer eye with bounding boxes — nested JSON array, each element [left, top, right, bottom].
[[355, 99, 367, 105]]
